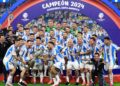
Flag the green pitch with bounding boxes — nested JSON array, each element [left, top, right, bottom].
[[1, 82, 120, 86]]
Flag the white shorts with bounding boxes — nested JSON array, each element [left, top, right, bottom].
[[79, 60, 88, 69], [54, 62, 65, 70], [33, 63, 43, 70], [4, 62, 16, 71], [3, 57, 18, 71], [80, 62, 89, 69], [48, 61, 54, 66], [104, 62, 114, 71], [67, 60, 79, 70], [85, 64, 93, 71], [19, 63, 28, 71]]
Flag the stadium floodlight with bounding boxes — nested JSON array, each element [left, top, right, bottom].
[[0, 0, 9, 3], [112, 0, 120, 2]]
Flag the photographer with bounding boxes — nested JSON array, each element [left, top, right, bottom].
[[91, 53, 106, 86], [0, 34, 9, 83], [6, 30, 15, 46]]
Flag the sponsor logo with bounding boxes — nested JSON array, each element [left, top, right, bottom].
[[21, 12, 29, 21], [98, 13, 105, 22]]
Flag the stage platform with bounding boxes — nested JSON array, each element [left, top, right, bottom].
[[0, 67, 120, 83]]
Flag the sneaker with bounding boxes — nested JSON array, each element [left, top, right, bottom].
[[48, 80, 53, 84], [86, 83, 90, 86], [75, 82, 79, 85], [81, 82, 86, 86], [5, 83, 13, 86], [18, 82, 22, 86], [110, 83, 113, 86], [22, 81, 27, 86], [40, 80, 43, 84], [65, 82, 70, 85], [18, 81, 27, 86], [90, 80, 93, 85], [59, 79, 62, 83]]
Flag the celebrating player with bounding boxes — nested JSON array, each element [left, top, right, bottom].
[[77, 36, 90, 86], [63, 39, 79, 85], [3, 38, 22, 86], [31, 37, 45, 84], [103, 37, 120, 86], [18, 40, 33, 86]]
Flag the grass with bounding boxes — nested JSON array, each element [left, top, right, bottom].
[[1, 82, 120, 86]]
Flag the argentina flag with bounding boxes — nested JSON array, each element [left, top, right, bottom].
[[0, 0, 9, 3], [112, 0, 120, 2]]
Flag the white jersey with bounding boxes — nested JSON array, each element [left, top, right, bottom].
[[88, 44, 102, 59], [77, 43, 89, 63], [16, 32, 24, 36], [3, 45, 16, 63], [47, 48, 57, 61], [55, 44, 63, 53], [54, 29, 63, 43], [60, 38, 68, 47], [19, 45, 32, 62], [83, 32, 91, 44], [96, 39, 104, 47], [22, 35, 29, 41], [3, 44, 18, 70], [104, 43, 119, 64], [54, 53, 65, 70], [32, 44, 46, 64], [67, 33, 74, 39], [63, 46, 78, 62], [54, 53, 64, 63]]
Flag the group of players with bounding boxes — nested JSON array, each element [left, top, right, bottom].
[[3, 19, 120, 86]]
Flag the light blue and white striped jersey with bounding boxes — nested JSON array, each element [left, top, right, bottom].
[[83, 32, 91, 44], [3, 44, 19, 70], [16, 32, 24, 36], [45, 32, 49, 37], [67, 33, 74, 39], [44, 36, 50, 45], [63, 46, 78, 62], [55, 44, 63, 53], [104, 43, 120, 64], [54, 29, 63, 43], [54, 53, 64, 63], [32, 44, 46, 63], [96, 39, 104, 47], [56, 36, 62, 44], [73, 37, 77, 44], [22, 35, 29, 41], [77, 43, 89, 62], [46, 45, 64, 63], [19, 45, 31, 62], [47, 48, 57, 58], [88, 44, 101, 58], [4, 44, 16, 63], [60, 38, 68, 47]]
